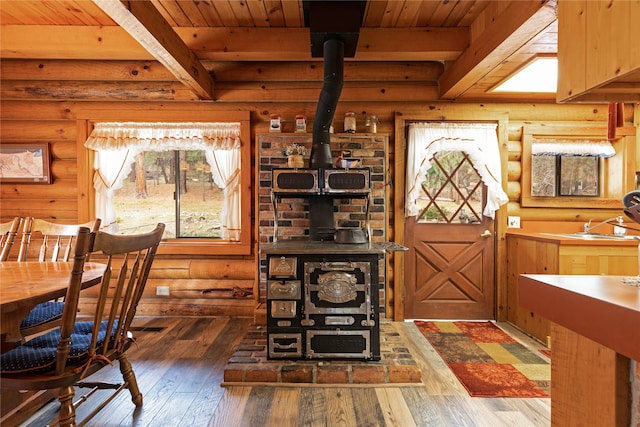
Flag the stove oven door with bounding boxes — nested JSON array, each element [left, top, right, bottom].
[[303, 260, 379, 359]]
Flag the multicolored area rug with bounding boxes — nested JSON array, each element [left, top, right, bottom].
[[414, 320, 550, 398]]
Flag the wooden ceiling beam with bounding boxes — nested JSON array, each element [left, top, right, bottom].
[[0, 80, 439, 103], [438, 0, 557, 100], [92, 0, 215, 100], [0, 59, 444, 83], [0, 26, 467, 62]]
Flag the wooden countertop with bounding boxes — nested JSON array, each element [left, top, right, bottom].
[[507, 230, 640, 246], [519, 274, 640, 361]]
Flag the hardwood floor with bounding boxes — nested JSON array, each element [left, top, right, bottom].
[[18, 317, 551, 427]]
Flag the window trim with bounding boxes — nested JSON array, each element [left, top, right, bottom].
[[77, 111, 252, 256], [521, 124, 635, 209]]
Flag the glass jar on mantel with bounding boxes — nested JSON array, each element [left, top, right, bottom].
[[344, 112, 357, 133]]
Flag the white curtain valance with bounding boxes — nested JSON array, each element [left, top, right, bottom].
[[531, 139, 615, 158], [85, 122, 241, 152], [406, 122, 508, 219], [84, 122, 242, 241]]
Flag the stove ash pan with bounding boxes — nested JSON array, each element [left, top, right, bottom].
[[272, 168, 370, 194]]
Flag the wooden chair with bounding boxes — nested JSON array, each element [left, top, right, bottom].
[[17, 218, 102, 337], [18, 217, 102, 262], [0, 217, 22, 261], [0, 223, 165, 427]]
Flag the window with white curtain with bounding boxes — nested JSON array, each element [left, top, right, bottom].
[[530, 139, 615, 197], [406, 122, 508, 219], [84, 122, 242, 240]]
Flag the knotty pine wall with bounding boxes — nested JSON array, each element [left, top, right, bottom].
[[1, 59, 639, 320]]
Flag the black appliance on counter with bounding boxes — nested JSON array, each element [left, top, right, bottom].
[[263, 241, 384, 360]]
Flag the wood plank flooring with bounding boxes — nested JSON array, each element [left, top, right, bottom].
[[18, 317, 551, 427]]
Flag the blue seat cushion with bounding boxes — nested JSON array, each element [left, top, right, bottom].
[[1, 321, 117, 374], [20, 301, 64, 330]]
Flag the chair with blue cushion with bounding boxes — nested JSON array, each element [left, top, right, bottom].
[[0, 217, 22, 261], [17, 217, 102, 337], [1, 223, 164, 427]]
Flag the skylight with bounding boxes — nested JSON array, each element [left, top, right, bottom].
[[492, 57, 557, 93]]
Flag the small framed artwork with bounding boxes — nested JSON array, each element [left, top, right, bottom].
[[559, 156, 599, 196], [0, 143, 52, 184]]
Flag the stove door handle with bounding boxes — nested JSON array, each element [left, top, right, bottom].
[[320, 261, 355, 271], [273, 342, 297, 350]]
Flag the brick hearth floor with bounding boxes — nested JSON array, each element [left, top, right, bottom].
[[222, 321, 423, 385]]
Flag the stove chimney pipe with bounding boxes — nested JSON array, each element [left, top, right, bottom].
[[310, 38, 344, 169]]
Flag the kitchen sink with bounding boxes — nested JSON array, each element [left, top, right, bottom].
[[541, 232, 639, 241]]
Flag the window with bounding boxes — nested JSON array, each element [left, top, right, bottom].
[[406, 122, 508, 220], [531, 154, 601, 197], [415, 151, 484, 223], [521, 124, 635, 209], [84, 121, 248, 252], [114, 150, 224, 238]]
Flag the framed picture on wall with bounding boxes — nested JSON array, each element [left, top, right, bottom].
[[0, 143, 52, 184]]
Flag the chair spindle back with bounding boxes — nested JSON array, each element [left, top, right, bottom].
[[54, 226, 94, 375], [18, 218, 101, 262], [0, 217, 22, 261], [87, 223, 165, 357]]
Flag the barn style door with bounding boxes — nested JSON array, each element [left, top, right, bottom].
[[404, 150, 495, 319]]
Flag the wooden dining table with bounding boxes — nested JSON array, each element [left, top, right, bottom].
[[0, 261, 105, 341]]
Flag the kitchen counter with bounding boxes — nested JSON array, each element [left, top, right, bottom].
[[519, 274, 639, 426], [506, 229, 640, 246], [506, 231, 638, 342], [519, 274, 640, 360]]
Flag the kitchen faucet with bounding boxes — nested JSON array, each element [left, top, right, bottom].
[[583, 216, 625, 234]]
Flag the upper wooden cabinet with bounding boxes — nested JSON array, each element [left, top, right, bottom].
[[557, 0, 640, 103]]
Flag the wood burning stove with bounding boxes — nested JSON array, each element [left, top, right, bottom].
[[265, 163, 393, 360], [264, 242, 383, 360]]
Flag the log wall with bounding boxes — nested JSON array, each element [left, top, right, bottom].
[[1, 58, 638, 319]]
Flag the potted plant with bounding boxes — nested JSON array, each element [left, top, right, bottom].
[[285, 143, 307, 168]]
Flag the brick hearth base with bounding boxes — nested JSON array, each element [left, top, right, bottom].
[[222, 321, 423, 385]]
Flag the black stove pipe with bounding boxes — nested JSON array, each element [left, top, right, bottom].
[[308, 37, 344, 240], [310, 38, 344, 169]]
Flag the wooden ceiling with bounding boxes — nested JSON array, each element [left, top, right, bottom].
[[0, 0, 558, 102]]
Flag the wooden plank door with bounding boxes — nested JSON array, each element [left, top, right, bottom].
[[404, 151, 495, 319]]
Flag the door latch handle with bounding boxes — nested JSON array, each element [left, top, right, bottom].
[[480, 230, 492, 238]]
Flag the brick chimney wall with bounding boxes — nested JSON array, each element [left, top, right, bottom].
[[257, 133, 388, 313]]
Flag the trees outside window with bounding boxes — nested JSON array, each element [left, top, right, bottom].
[[85, 122, 243, 242], [114, 150, 224, 238]]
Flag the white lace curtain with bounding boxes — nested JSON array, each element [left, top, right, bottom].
[[84, 122, 242, 240], [406, 122, 508, 219], [531, 139, 616, 157]]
